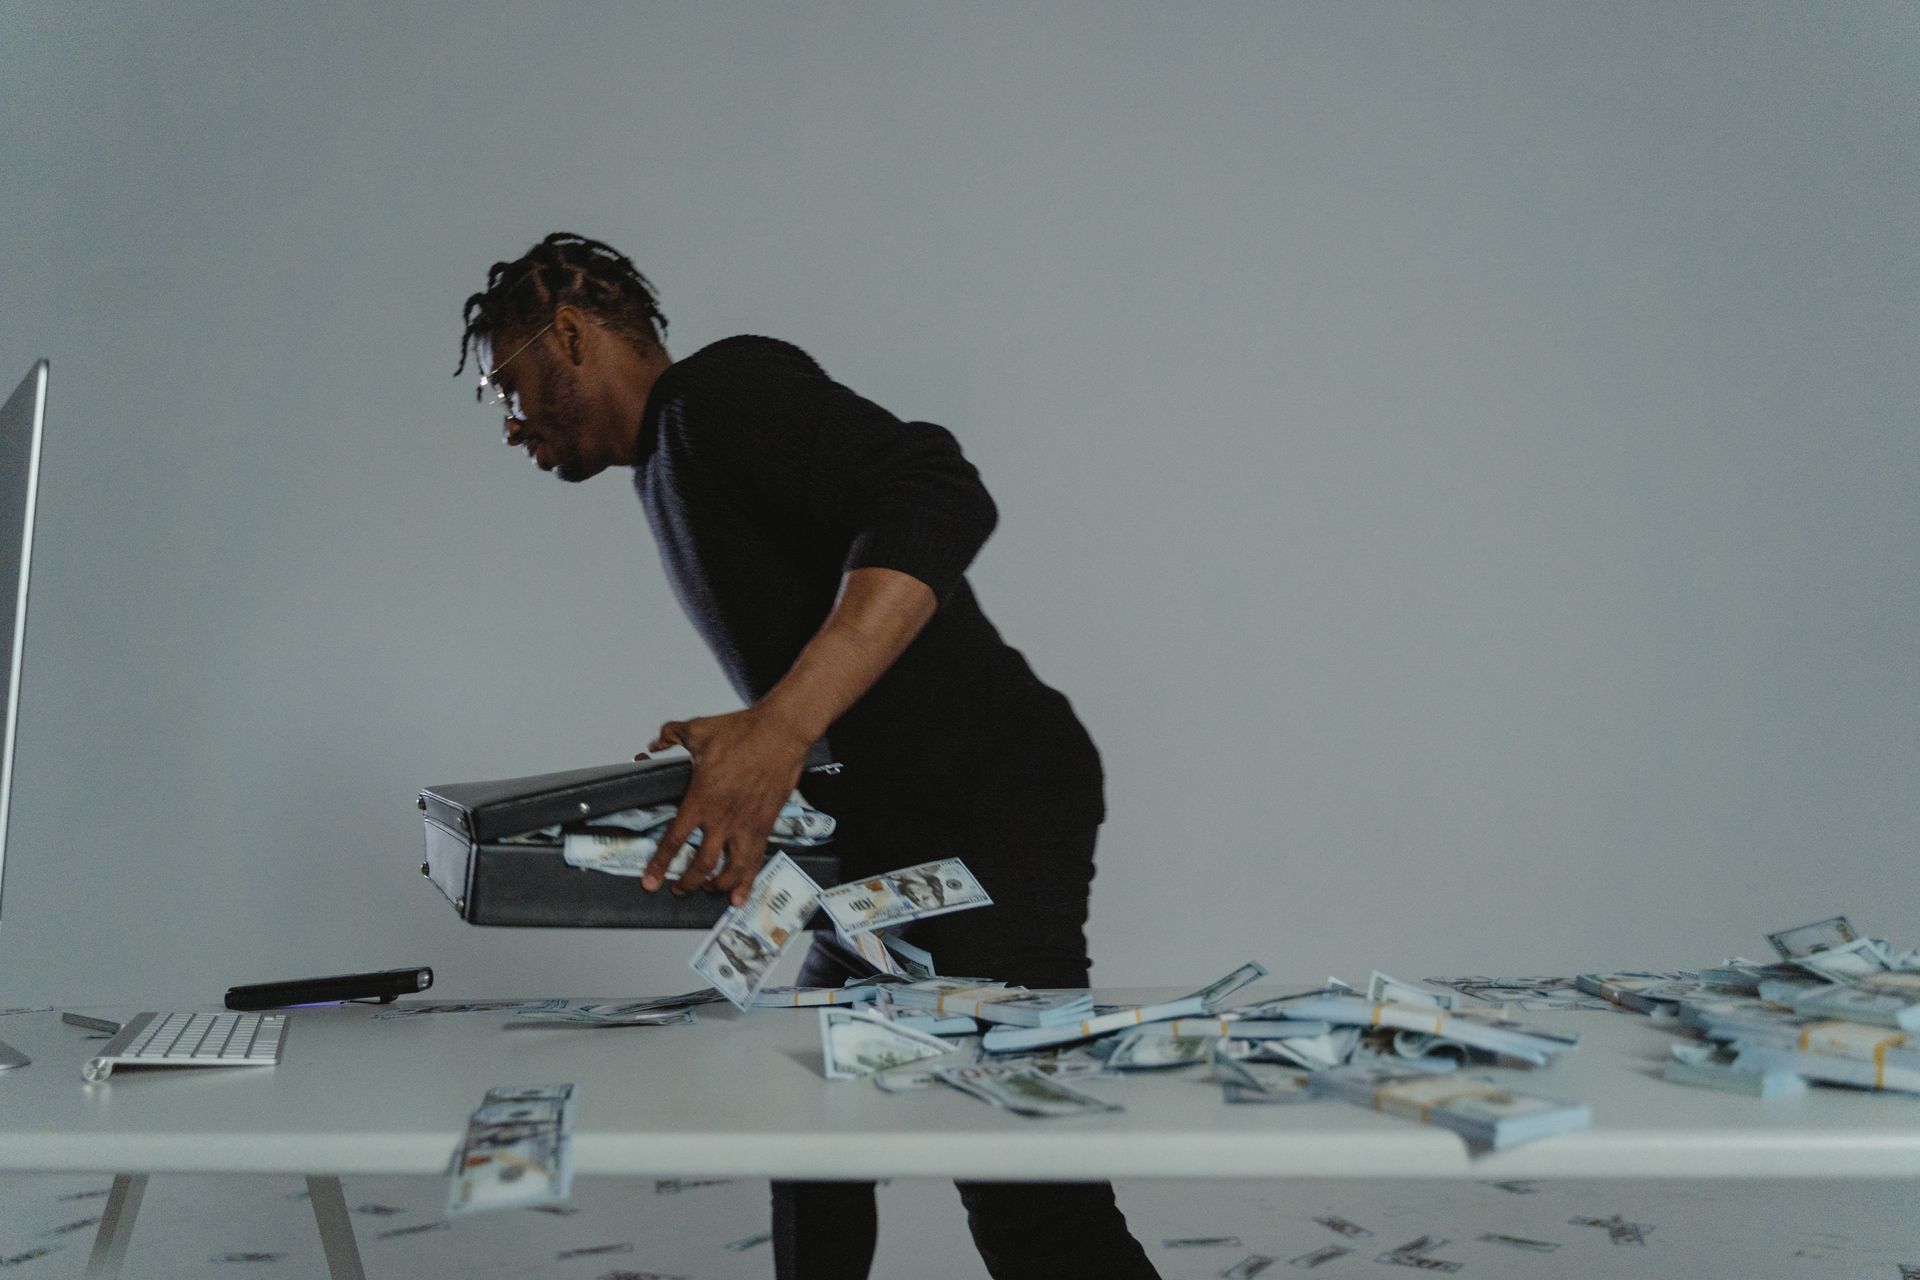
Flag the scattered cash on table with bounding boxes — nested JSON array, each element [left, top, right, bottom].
[[375, 999, 567, 1020], [506, 1002, 698, 1029], [447, 1084, 576, 1215], [1584, 914, 1920, 1097], [688, 852, 823, 1009], [978, 962, 1268, 1053]]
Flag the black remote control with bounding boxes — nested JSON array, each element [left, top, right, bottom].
[[226, 966, 433, 1010]]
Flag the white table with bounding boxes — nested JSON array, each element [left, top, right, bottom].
[[3, 988, 1916, 1277]]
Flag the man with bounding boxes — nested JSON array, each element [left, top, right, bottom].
[[456, 232, 1160, 1280]]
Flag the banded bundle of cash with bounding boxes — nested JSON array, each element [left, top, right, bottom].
[[1596, 915, 1920, 1097], [1307, 1063, 1592, 1152], [750, 983, 883, 1009], [889, 977, 1096, 1027], [447, 1084, 576, 1215]]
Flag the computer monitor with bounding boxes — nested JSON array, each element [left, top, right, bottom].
[[0, 361, 49, 1071]]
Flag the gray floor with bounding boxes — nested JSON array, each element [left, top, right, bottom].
[[1, 1171, 1915, 1278]]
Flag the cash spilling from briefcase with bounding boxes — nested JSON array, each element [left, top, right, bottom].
[[688, 851, 825, 1009], [447, 1083, 576, 1215], [684, 852, 996, 1010], [561, 792, 836, 878]]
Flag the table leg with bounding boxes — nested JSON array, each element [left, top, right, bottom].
[[305, 1175, 367, 1280], [83, 1174, 146, 1279]]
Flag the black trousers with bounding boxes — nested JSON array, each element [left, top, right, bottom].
[[770, 824, 1162, 1280]]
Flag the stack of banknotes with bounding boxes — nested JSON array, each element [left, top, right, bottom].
[[447, 1084, 576, 1215], [1574, 915, 1920, 1096], [686, 853, 994, 1009]]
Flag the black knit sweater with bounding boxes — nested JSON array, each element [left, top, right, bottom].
[[633, 335, 1104, 862]]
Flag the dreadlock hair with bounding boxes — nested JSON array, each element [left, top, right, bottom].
[[455, 233, 670, 394]]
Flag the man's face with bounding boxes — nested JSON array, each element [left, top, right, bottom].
[[480, 321, 619, 483]]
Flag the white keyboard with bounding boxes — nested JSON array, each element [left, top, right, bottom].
[[82, 1011, 285, 1082]]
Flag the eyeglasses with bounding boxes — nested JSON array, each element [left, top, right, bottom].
[[476, 320, 554, 421]]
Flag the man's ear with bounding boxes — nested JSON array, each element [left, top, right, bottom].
[[552, 305, 592, 366]]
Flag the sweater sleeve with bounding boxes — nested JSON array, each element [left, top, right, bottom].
[[687, 345, 999, 607]]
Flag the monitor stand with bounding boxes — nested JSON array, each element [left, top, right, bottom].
[[0, 1037, 27, 1069]]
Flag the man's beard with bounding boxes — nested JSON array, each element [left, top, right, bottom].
[[543, 369, 605, 483]]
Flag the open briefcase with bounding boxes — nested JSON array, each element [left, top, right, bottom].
[[418, 743, 842, 929]]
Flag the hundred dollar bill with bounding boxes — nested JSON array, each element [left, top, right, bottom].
[[890, 978, 1095, 1027], [1242, 1026, 1361, 1072], [1367, 972, 1458, 1011], [688, 852, 822, 1010], [1767, 916, 1861, 961], [976, 963, 1270, 1053], [1212, 1044, 1315, 1103], [1105, 1031, 1214, 1070], [375, 999, 568, 1020], [935, 1061, 1123, 1117], [820, 1007, 962, 1080], [882, 933, 937, 980], [447, 1084, 575, 1215], [873, 1038, 984, 1093], [1789, 936, 1891, 983], [817, 858, 992, 935], [506, 1003, 696, 1029]]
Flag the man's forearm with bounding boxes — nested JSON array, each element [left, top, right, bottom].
[[756, 566, 938, 744]]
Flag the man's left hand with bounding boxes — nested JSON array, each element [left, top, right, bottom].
[[637, 706, 813, 907]]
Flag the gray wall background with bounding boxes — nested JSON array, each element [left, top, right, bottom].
[[0, 2, 1912, 1006]]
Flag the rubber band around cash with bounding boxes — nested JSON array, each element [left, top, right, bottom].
[[1369, 1002, 1448, 1035], [1798, 1020, 1906, 1088]]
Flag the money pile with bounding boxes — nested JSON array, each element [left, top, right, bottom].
[[447, 1084, 576, 1215], [1578, 915, 1920, 1096], [794, 960, 1592, 1148], [673, 856, 1593, 1146]]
